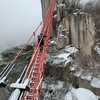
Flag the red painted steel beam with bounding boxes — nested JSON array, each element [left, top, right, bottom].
[[22, 0, 55, 100]]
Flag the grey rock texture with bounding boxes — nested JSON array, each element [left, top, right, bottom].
[[0, 88, 11, 100], [40, 0, 100, 98], [56, 25, 69, 49], [45, 50, 100, 96], [41, 0, 96, 55], [41, 0, 51, 18], [70, 13, 96, 55]]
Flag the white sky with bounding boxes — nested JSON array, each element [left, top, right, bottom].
[[80, 0, 89, 4], [0, 0, 42, 51]]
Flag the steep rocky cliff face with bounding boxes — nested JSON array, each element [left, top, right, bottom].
[[41, 0, 96, 55], [69, 13, 96, 55], [41, 0, 100, 98], [41, 0, 51, 18], [44, 41, 100, 97]]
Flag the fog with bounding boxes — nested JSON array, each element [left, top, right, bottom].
[[0, 0, 42, 51], [80, 0, 89, 4]]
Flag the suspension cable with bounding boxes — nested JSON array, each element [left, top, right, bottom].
[[11, 21, 43, 64]]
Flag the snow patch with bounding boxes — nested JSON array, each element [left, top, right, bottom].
[[75, 88, 97, 100], [80, 12, 85, 14], [65, 45, 78, 54], [50, 40, 57, 44], [73, 12, 78, 15], [53, 53, 72, 66], [64, 92, 72, 100], [81, 72, 93, 81], [91, 77, 100, 88], [53, 14, 57, 18], [81, 75, 92, 81], [62, 29, 67, 31], [74, 70, 83, 77], [42, 80, 63, 91], [69, 65, 78, 72], [56, 53, 70, 60], [58, 25, 63, 29], [57, 4, 66, 7], [65, 88, 98, 100], [65, 57, 72, 66], [94, 45, 100, 54], [54, 46, 78, 65], [60, 34, 67, 38], [52, 58, 65, 65], [71, 68, 75, 71], [50, 81, 63, 90]]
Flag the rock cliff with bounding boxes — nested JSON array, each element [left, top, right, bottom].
[[41, 0, 96, 55], [41, 0, 100, 97], [69, 13, 96, 55]]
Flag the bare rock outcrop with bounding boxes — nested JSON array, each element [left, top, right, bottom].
[[41, 0, 97, 55], [70, 13, 96, 55], [41, 0, 51, 18], [45, 50, 100, 96], [41, 0, 99, 97], [0, 88, 11, 100]]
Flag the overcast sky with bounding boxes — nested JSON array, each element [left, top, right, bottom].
[[0, 0, 42, 51], [80, 0, 89, 4]]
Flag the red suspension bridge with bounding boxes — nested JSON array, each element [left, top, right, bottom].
[[22, 0, 55, 99]]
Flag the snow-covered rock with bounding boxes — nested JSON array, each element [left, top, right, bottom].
[[65, 45, 78, 54], [65, 88, 99, 100], [49, 40, 57, 45], [64, 92, 73, 100], [57, 4, 66, 7], [91, 77, 100, 88], [75, 88, 97, 100], [94, 45, 100, 55]]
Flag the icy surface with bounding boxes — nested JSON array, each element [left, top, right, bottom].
[[49, 40, 56, 44], [48, 45, 78, 67], [57, 53, 70, 60], [64, 88, 98, 100], [57, 4, 66, 7], [74, 69, 83, 77], [48, 81, 63, 90], [53, 14, 57, 18], [81, 72, 93, 81], [58, 25, 63, 29], [94, 45, 100, 54], [55, 53, 72, 66], [65, 92, 72, 100], [62, 29, 67, 31], [65, 45, 78, 54], [60, 34, 67, 38], [70, 67, 76, 71], [42, 77, 100, 100], [56, 46, 78, 61], [41, 77, 69, 100], [73, 12, 78, 15], [75, 88, 97, 100], [91, 77, 100, 88], [80, 12, 85, 14]]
